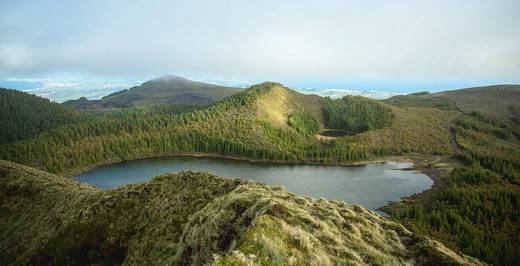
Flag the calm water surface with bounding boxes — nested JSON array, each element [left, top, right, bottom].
[[74, 157, 432, 210]]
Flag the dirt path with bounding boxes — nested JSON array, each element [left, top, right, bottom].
[[446, 105, 465, 155], [448, 122, 463, 155]]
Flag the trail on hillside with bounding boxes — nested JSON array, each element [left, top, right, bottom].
[[446, 103, 465, 155]]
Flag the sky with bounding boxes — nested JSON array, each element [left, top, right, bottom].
[[1, 0, 519, 101]]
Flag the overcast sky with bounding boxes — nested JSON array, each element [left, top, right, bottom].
[[1, 0, 519, 94]]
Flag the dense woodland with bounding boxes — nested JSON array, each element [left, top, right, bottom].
[[287, 112, 320, 136], [0, 88, 86, 144], [324, 96, 393, 133], [392, 162, 520, 265]]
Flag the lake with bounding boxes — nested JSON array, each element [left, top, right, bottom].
[[74, 156, 432, 210]]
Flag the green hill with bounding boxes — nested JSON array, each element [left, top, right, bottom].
[[385, 91, 458, 111], [385, 85, 520, 265], [0, 82, 454, 174], [0, 160, 483, 265], [387, 85, 520, 122], [63, 75, 242, 110], [436, 85, 520, 122]]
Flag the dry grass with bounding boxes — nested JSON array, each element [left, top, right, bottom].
[[0, 159, 484, 265], [254, 84, 325, 127], [349, 106, 457, 155]]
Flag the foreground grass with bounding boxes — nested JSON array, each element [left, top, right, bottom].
[[0, 160, 482, 265]]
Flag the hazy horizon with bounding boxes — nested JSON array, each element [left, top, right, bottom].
[[1, 74, 518, 103], [1, 0, 519, 101]]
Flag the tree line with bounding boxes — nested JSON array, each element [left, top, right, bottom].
[[0, 83, 375, 174]]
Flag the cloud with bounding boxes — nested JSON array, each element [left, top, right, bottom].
[[295, 87, 404, 99], [1, 0, 519, 84]]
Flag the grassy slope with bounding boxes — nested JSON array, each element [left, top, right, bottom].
[[251, 84, 455, 154], [63, 75, 242, 109], [435, 85, 520, 121], [384, 86, 520, 265], [0, 160, 483, 265], [351, 106, 455, 155], [254, 85, 326, 126], [385, 92, 457, 111], [386, 85, 520, 163], [210, 83, 455, 156], [388, 85, 520, 122]]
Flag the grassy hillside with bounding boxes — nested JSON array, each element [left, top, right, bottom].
[[387, 85, 520, 122], [0, 160, 483, 265], [0, 88, 86, 145], [0, 82, 455, 174], [385, 91, 457, 111], [384, 88, 520, 265], [63, 75, 242, 110], [436, 85, 520, 121], [351, 106, 455, 155], [253, 85, 325, 127]]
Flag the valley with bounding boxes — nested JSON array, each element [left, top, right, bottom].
[[2, 2, 518, 265], [1, 79, 519, 265]]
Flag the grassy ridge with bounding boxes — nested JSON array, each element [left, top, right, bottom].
[[388, 85, 520, 122], [436, 85, 520, 121], [0, 160, 483, 265], [385, 91, 457, 111], [385, 92, 520, 265]]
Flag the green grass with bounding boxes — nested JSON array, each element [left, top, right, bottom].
[[386, 91, 457, 111], [0, 160, 483, 265], [387, 85, 520, 123]]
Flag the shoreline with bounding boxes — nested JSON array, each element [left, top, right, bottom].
[[62, 152, 414, 178], [64, 152, 446, 216], [378, 154, 455, 215]]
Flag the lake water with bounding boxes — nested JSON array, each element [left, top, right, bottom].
[[74, 157, 432, 210]]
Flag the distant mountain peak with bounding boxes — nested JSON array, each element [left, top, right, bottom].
[[149, 75, 190, 83], [63, 75, 242, 110]]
